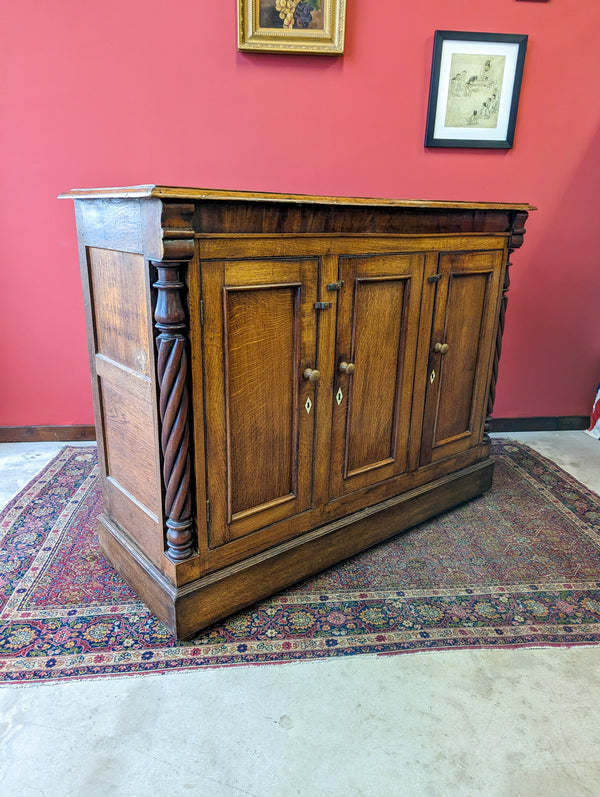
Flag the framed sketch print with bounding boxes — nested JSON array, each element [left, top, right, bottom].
[[238, 0, 346, 55], [425, 31, 528, 148]]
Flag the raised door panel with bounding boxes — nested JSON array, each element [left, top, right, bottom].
[[329, 253, 425, 497], [420, 249, 505, 465], [202, 258, 318, 547]]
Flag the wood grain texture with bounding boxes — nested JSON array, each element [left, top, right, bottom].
[[84, 244, 164, 571], [202, 258, 317, 547], [99, 378, 160, 515], [329, 253, 424, 497], [63, 186, 532, 638], [75, 199, 144, 253], [197, 235, 511, 261], [226, 286, 297, 516], [436, 271, 488, 440], [88, 249, 150, 375], [346, 278, 406, 470]]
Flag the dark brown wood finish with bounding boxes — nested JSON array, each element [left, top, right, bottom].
[[60, 185, 533, 638], [153, 259, 194, 561], [489, 416, 590, 432]]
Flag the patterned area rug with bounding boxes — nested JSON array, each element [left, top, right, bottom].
[[1, 440, 600, 683]]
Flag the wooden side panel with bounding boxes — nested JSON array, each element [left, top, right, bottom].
[[88, 248, 151, 376], [420, 249, 505, 465], [330, 253, 424, 496], [99, 379, 159, 515], [87, 248, 163, 562], [202, 258, 318, 547]]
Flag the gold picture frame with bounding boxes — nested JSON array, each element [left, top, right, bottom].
[[237, 0, 346, 55]]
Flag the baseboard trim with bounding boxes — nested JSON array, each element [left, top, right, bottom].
[[490, 416, 589, 433], [0, 425, 96, 443], [0, 419, 590, 442]]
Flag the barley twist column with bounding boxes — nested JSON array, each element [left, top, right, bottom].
[[153, 260, 194, 561]]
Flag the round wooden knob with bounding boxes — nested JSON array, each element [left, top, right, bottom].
[[434, 343, 449, 355], [303, 368, 321, 383], [339, 362, 355, 374]]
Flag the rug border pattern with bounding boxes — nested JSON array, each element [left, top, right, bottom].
[[1, 441, 600, 683]]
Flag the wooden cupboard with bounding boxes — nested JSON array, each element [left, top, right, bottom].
[[60, 186, 533, 638]]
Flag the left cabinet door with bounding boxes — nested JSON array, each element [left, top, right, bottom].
[[201, 258, 319, 547]]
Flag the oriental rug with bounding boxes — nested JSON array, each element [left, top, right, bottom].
[[1, 440, 600, 683]]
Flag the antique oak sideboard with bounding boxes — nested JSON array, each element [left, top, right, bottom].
[[60, 186, 533, 638]]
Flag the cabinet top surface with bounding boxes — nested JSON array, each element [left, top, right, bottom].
[[59, 184, 534, 211]]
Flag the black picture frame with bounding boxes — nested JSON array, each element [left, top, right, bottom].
[[425, 30, 528, 149]]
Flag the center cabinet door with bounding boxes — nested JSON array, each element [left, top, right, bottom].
[[329, 252, 425, 498], [202, 258, 318, 548]]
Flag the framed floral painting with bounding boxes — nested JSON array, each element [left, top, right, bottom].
[[425, 31, 528, 148], [238, 0, 346, 55]]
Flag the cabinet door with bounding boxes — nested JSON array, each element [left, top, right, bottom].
[[329, 252, 425, 497], [202, 258, 318, 547], [420, 249, 504, 466]]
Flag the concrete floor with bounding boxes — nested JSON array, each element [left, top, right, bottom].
[[1, 432, 599, 796]]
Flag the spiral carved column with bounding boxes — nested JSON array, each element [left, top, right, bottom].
[[153, 259, 194, 561], [486, 210, 529, 431]]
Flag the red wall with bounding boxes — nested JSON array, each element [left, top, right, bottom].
[[2, 0, 599, 425]]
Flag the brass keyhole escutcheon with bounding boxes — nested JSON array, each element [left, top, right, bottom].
[[303, 368, 321, 383], [430, 370, 436, 384], [434, 342, 449, 355], [339, 361, 355, 375]]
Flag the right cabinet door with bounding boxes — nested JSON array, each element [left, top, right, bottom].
[[420, 249, 505, 466]]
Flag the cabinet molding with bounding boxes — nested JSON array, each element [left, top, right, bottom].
[[60, 186, 534, 639]]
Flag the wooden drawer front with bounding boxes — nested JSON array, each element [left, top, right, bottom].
[[330, 253, 424, 496], [202, 258, 319, 547], [420, 249, 505, 465]]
